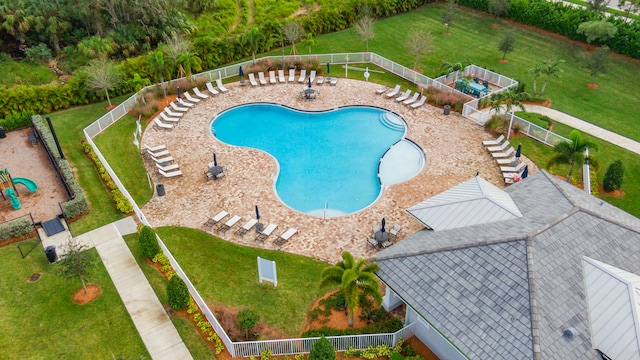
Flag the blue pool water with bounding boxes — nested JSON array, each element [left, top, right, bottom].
[[212, 103, 405, 216]]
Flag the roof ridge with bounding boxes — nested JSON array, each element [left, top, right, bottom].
[[486, 196, 523, 218], [526, 207, 580, 239], [525, 237, 542, 360]]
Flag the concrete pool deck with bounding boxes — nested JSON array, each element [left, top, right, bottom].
[[140, 78, 537, 263]]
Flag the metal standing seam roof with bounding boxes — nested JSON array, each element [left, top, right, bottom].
[[582, 257, 640, 360], [406, 176, 522, 231]]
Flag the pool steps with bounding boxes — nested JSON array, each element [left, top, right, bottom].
[[379, 112, 405, 131]]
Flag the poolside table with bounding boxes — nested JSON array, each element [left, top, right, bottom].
[[375, 231, 390, 247]]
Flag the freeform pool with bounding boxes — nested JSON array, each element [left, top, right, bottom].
[[212, 103, 422, 217]]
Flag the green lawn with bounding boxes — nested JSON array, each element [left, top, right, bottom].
[[0, 238, 148, 359], [0, 58, 57, 86], [155, 227, 329, 337]]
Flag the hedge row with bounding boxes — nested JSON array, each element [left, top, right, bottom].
[[301, 318, 404, 337], [82, 142, 134, 214], [0, 217, 35, 242], [458, 0, 640, 58], [31, 115, 89, 218]]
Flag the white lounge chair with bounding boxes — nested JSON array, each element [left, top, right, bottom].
[[160, 112, 180, 123], [316, 76, 325, 85], [206, 82, 220, 95], [274, 228, 298, 246], [395, 89, 412, 102], [309, 70, 316, 84], [329, 77, 338, 86], [496, 156, 518, 165], [164, 108, 182, 117], [193, 87, 209, 99], [147, 147, 169, 157], [500, 162, 526, 173], [256, 223, 277, 242], [248, 73, 258, 87], [403, 92, 420, 105], [153, 118, 173, 130], [269, 70, 277, 84], [389, 224, 402, 239], [178, 98, 194, 107], [170, 102, 189, 112], [203, 210, 229, 230], [158, 169, 182, 178], [298, 69, 307, 83], [278, 69, 286, 82], [410, 96, 427, 109], [288, 69, 296, 82], [150, 154, 173, 164], [216, 79, 228, 93], [258, 72, 267, 85], [235, 218, 258, 236], [385, 85, 401, 98], [376, 86, 389, 94], [491, 147, 515, 159], [156, 162, 180, 172], [217, 215, 241, 234], [144, 144, 166, 152], [184, 91, 200, 103], [487, 141, 510, 153], [483, 134, 505, 146]]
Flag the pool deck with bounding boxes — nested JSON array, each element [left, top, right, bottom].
[[140, 79, 537, 263]]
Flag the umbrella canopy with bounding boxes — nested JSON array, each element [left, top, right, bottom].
[[327, 63, 331, 74], [239, 65, 244, 78], [213, 153, 217, 166], [381, 218, 386, 233], [515, 144, 522, 159], [255, 205, 260, 220], [177, 86, 181, 99], [522, 165, 529, 179]]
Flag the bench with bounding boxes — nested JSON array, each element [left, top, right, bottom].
[[28, 131, 38, 146]]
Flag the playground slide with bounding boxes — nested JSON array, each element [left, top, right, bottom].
[[5, 188, 21, 210], [12, 177, 38, 192]]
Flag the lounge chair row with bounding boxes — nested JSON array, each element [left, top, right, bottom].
[[482, 135, 527, 183], [202, 211, 298, 245], [379, 84, 426, 109], [247, 69, 337, 87], [154, 80, 228, 130], [144, 144, 183, 178]]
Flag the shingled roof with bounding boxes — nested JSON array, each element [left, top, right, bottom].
[[376, 171, 640, 359]]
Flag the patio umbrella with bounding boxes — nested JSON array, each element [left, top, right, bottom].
[[308, 77, 311, 89], [255, 205, 260, 220], [381, 218, 386, 233], [177, 86, 181, 100], [515, 144, 522, 159], [239, 65, 244, 78], [327, 63, 330, 74], [522, 165, 529, 179], [213, 153, 217, 166]]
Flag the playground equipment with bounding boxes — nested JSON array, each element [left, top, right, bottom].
[[0, 169, 38, 210]]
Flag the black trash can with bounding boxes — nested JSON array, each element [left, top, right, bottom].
[[0, 126, 6, 138], [443, 105, 451, 115], [44, 246, 57, 263], [156, 184, 165, 197]]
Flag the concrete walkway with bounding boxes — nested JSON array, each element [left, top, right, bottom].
[[40, 217, 193, 360], [524, 104, 640, 156]]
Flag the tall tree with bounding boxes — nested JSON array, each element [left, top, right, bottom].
[[498, 30, 516, 60], [488, 0, 511, 23], [56, 238, 97, 294], [585, 46, 609, 86], [281, 21, 304, 56], [548, 130, 599, 182], [577, 21, 618, 48], [618, 0, 640, 19], [164, 33, 191, 77], [177, 50, 202, 80], [31, 0, 70, 53], [319, 251, 382, 327], [587, 0, 611, 13], [301, 33, 316, 65], [0, 0, 34, 47], [241, 27, 265, 65], [147, 50, 170, 99], [441, 0, 458, 35], [405, 29, 433, 70], [354, 5, 375, 52], [83, 58, 123, 107], [526, 62, 544, 96]]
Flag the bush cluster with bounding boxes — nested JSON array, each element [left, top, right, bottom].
[[309, 336, 336, 360], [0, 111, 34, 131], [138, 225, 161, 259], [167, 275, 190, 310], [603, 160, 624, 191], [302, 318, 403, 337], [0, 217, 35, 242]]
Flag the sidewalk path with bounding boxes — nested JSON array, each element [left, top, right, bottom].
[[41, 217, 193, 360], [524, 104, 640, 156]]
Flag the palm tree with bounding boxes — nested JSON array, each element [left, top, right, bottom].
[[177, 51, 202, 81], [539, 59, 564, 95], [548, 130, 599, 182], [241, 27, 264, 65], [147, 50, 170, 100], [0, 0, 34, 46], [319, 251, 382, 327], [489, 89, 530, 115], [526, 62, 544, 96], [301, 33, 316, 66], [441, 60, 468, 77]]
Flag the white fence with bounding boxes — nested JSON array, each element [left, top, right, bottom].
[[81, 52, 563, 357], [507, 112, 571, 146]]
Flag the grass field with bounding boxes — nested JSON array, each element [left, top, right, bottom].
[[0, 58, 57, 86], [0, 238, 148, 359]]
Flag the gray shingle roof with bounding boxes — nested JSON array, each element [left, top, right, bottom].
[[375, 171, 640, 359]]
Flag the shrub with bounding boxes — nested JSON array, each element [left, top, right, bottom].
[[302, 318, 403, 337], [138, 225, 161, 259], [603, 160, 624, 191], [0, 111, 33, 130], [309, 336, 336, 360], [167, 275, 190, 310], [237, 308, 260, 340], [25, 44, 52, 63], [0, 217, 35, 242]]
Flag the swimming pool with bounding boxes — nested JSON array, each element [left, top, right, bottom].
[[212, 103, 419, 217]]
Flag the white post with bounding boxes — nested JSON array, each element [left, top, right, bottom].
[[507, 112, 515, 140]]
